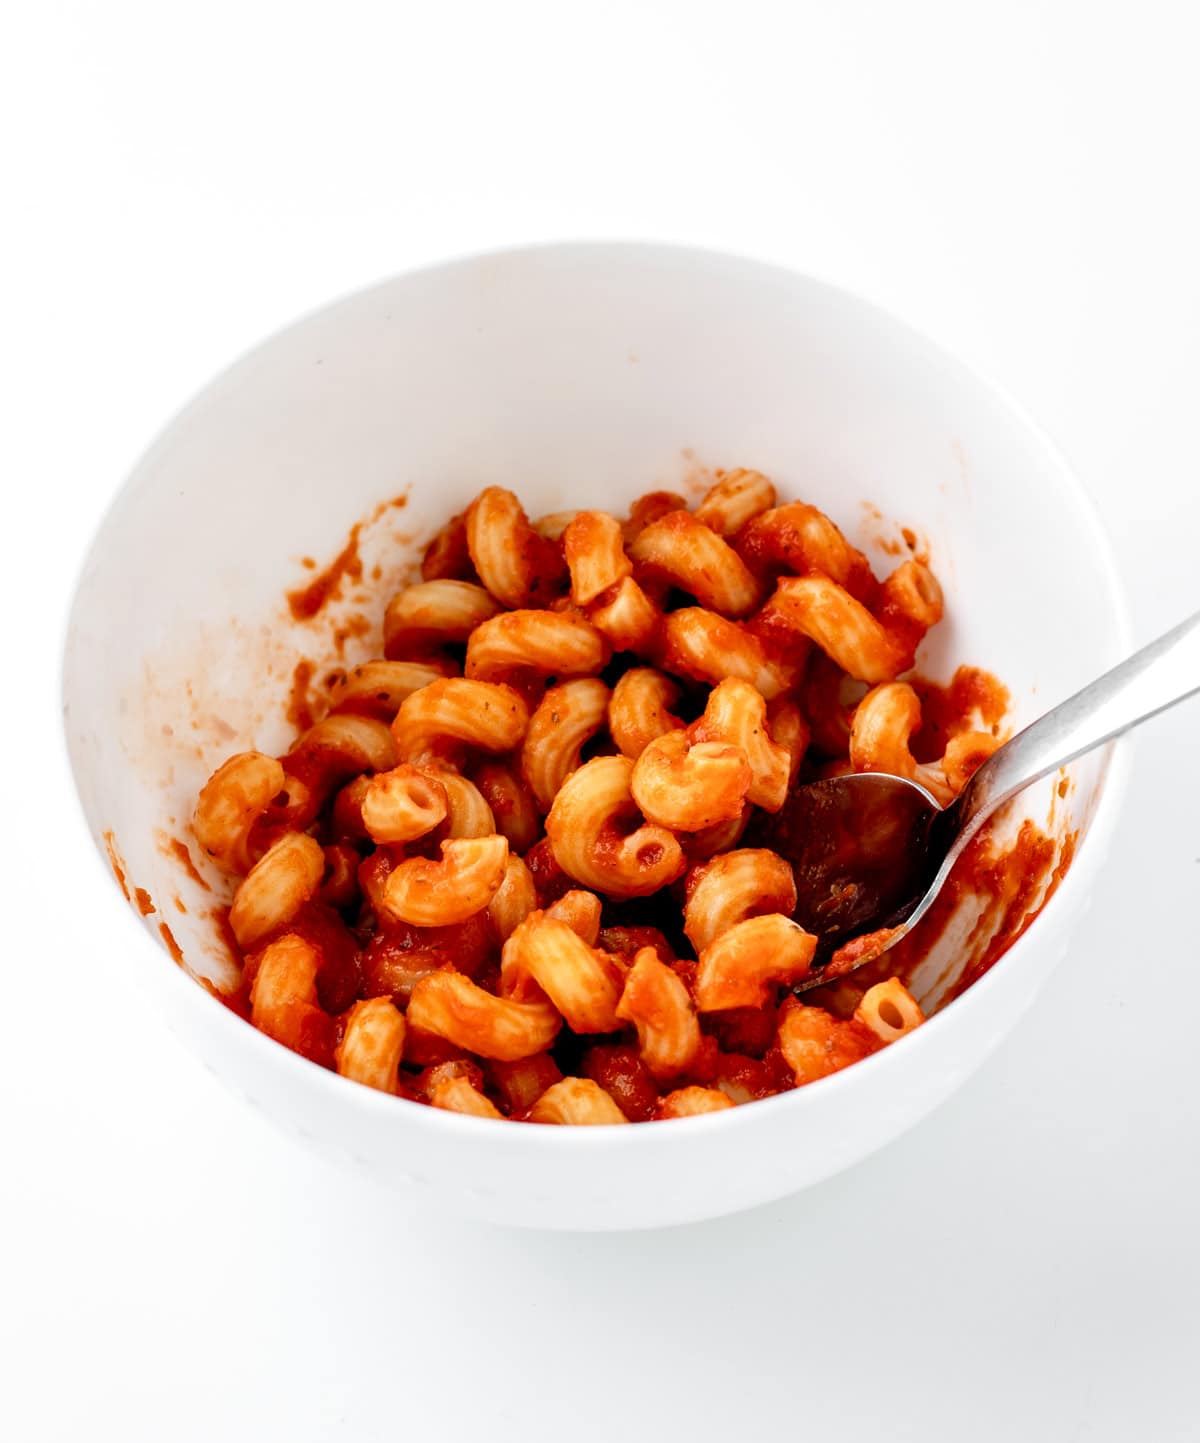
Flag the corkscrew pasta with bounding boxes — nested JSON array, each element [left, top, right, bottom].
[[193, 471, 999, 1122]]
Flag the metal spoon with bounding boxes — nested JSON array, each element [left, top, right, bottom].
[[768, 608, 1200, 988]]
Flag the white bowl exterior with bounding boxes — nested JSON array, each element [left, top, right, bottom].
[[63, 244, 1129, 1229]]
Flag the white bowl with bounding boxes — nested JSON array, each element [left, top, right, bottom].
[[63, 243, 1130, 1230]]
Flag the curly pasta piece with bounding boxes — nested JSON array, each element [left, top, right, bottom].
[[735, 500, 877, 598], [875, 559, 944, 649], [759, 576, 912, 683], [335, 997, 406, 1094], [849, 680, 939, 790], [520, 678, 611, 810], [465, 486, 565, 607], [661, 608, 798, 699], [532, 509, 578, 541], [277, 715, 399, 825], [777, 997, 876, 1085], [586, 575, 660, 653], [430, 768, 497, 838], [683, 849, 798, 953], [563, 510, 633, 605], [766, 697, 809, 786], [692, 678, 792, 811], [529, 1077, 629, 1125], [489, 1053, 563, 1112], [854, 977, 924, 1044], [630, 730, 751, 832], [430, 1074, 504, 1118], [622, 489, 688, 542], [229, 831, 326, 949], [630, 510, 763, 617], [194, 751, 286, 872], [408, 970, 561, 1061], [361, 764, 448, 844], [465, 609, 608, 686], [849, 681, 997, 805], [392, 678, 529, 761], [615, 947, 701, 1080], [544, 889, 603, 946], [486, 854, 538, 942], [471, 761, 540, 853], [248, 932, 328, 1058], [694, 468, 776, 536], [545, 755, 685, 899], [328, 660, 455, 719], [291, 714, 397, 772], [421, 510, 475, 582], [501, 911, 624, 1032], [382, 835, 509, 926], [384, 580, 501, 658], [608, 668, 683, 759], [682, 805, 752, 860], [694, 913, 817, 1011], [658, 1086, 735, 1118]]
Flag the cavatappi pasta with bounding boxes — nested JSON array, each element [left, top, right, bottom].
[[195, 472, 1004, 1122]]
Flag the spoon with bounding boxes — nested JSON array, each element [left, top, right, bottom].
[[768, 608, 1200, 988]]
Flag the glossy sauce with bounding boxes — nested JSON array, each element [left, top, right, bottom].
[[285, 658, 318, 734], [158, 922, 186, 966], [287, 525, 364, 621], [285, 493, 410, 623], [910, 666, 1011, 763], [166, 837, 211, 891], [103, 830, 130, 901]]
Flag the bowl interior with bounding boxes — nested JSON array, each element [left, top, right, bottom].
[[64, 243, 1125, 1019]]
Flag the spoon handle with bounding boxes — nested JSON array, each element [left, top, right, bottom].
[[951, 607, 1200, 847]]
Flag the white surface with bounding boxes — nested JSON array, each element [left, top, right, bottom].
[[62, 241, 1128, 1229], [5, 0, 1199, 1436]]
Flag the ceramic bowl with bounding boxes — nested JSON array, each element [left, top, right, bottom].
[[63, 243, 1130, 1229]]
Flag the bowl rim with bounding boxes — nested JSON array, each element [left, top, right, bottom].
[[59, 238, 1135, 1150]]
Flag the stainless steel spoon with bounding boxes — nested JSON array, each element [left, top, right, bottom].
[[767, 608, 1200, 988]]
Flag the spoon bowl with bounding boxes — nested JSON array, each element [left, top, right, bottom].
[[767, 773, 941, 944], [768, 773, 946, 984], [772, 606, 1200, 990]]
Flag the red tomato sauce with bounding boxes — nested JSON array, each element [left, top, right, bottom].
[[910, 666, 1011, 763], [158, 922, 186, 966], [103, 830, 131, 901], [165, 837, 211, 891], [285, 493, 410, 622], [285, 658, 318, 734], [287, 525, 365, 621]]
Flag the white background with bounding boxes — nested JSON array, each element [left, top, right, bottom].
[[5, 2, 1199, 1438]]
